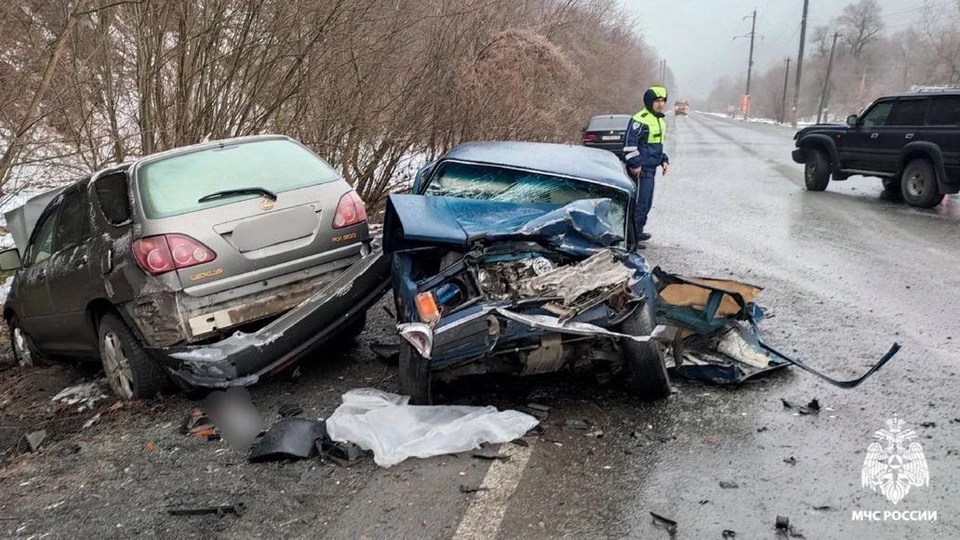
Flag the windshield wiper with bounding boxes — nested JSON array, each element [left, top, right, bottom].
[[198, 187, 277, 204]]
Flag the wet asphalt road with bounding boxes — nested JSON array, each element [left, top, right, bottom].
[[3, 112, 960, 540]]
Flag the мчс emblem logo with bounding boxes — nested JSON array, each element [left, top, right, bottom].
[[861, 417, 929, 505]]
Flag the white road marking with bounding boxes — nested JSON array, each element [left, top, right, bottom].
[[453, 441, 534, 540]]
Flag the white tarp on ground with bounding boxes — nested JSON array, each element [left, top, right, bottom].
[[325, 389, 539, 468]]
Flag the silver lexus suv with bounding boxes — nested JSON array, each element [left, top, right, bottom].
[[1, 135, 390, 399]]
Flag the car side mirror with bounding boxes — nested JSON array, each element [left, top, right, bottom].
[[846, 114, 859, 127], [412, 161, 436, 195], [0, 248, 21, 271]]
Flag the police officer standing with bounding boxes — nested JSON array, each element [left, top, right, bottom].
[[623, 86, 669, 250]]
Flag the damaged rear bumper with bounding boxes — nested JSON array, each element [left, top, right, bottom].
[[149, 247, 391, 388]]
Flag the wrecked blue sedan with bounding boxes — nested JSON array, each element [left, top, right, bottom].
[[383, 142, 669, 403]]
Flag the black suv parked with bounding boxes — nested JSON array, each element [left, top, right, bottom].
[[791, 89, 960, 208]]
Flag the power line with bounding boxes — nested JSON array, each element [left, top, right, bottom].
[[766, 2, 803, 57]]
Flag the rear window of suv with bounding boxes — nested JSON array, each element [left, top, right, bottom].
[[136, 139, 340, 219], [928, 97, 960, 126]]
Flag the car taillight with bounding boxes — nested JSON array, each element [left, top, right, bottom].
[[333, 191, 367, 229], [583, 133, 598, 143], [132, 234, 216, 276]]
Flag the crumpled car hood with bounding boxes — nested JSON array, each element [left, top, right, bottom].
[[383, 194, 624, 255]]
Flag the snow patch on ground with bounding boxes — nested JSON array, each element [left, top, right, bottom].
[[0, 275, 12, 304]]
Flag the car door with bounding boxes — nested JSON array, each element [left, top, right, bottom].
[[15, 200, 61, 344], [45, 184, 99, 352], [882, 97, 931, 173], [839, 100, 894, 172]]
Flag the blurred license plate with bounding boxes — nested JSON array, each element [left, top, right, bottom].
[[601, 135, 620, 141]]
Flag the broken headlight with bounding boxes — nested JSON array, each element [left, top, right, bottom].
[[399, 323, 434, 359], [415, 282, 466, 324]]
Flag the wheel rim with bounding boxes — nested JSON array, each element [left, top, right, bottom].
[[806, 161, 817, 183], [905, 171, 926, 198], [13, 327, 33, 367], [102, 330, 134, 399]]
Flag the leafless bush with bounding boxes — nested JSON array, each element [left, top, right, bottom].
[[0, 0, 659, 210]]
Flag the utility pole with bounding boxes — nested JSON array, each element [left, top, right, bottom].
[[660, 59, 666, 83], [780, 57, 792, 124], [791, 0, 809, 127], [744, 9, 757, 119], [817, 31, 841, 124]]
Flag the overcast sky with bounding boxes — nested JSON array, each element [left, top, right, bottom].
[[619, 0, 938, 100]]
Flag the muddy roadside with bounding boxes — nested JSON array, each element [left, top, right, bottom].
[[0, 297, 712, 540]]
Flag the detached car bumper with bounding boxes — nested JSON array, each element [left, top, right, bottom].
[[149, 245, 391, 388]]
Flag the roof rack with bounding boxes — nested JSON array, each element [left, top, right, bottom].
[[911, 85, 960, 93]]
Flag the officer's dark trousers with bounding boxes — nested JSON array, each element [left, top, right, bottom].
[[633, 168, 656, 237]]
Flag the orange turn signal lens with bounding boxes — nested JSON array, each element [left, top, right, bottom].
[[415, 292, 441, 324]]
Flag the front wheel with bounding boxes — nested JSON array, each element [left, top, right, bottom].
[[901, 159, 942, 208], [804, 149, 831, 191], [98, 313, 168, 400], [398, 342, 432, 404], [617, 303, 670, 401]]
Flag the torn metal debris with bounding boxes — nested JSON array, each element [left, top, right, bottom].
[[652, 268, 900, 388], [167, 503, 245, 517], [51, 381, 109, 413], [320, 439, 368, 464], [25, 430, 47, 452], [278, 404, 304, 418], [650, 511, 678, 534], [248, 418, 327, 463], [472, 447, 510, 461]]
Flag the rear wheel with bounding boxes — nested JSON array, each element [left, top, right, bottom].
[[98, 313, 168, 400], [901, 159, 942, 208], [804, 149, 831, 191], [618, 303, 670, 401], [8, 316, 43, 367], [398, 342, 432, 405]]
